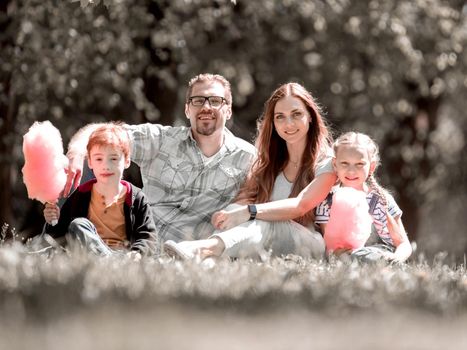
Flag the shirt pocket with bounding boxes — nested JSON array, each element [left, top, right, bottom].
[[159, 157, 193, 193], [210, 164, 244, 196]]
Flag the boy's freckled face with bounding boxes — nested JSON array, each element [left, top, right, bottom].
[[87, 145, 129, 185]]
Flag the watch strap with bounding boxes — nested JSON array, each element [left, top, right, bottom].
[[247, 204, 257, 221]]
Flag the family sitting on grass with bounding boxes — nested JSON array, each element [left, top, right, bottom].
[[41, 73, 412, 263]]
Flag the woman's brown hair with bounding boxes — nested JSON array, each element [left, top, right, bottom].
[[236, 83, 332, 226]]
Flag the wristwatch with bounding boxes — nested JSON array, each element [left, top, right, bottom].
[[247, 204, 257, 221]]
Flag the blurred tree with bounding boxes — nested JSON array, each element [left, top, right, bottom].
[[1, 0, 466, 245], [0, 0, 16, 228], [1, 0, 159, 236]]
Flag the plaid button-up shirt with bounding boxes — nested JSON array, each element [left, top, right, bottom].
[[126, 123, 256, 242]]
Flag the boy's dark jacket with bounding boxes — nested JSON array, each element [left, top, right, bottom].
[[45, 179, 157, 253]]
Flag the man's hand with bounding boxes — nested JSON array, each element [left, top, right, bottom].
[[63, 123, 103, 196], [63, 154, 84, 197], [211, 205, 249, 230]]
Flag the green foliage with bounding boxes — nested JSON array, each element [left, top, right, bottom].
[[13, 0, 156, 132], [1, 0, 466, 242]]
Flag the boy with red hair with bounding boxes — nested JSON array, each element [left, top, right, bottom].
[[44, 123, 157, 256]]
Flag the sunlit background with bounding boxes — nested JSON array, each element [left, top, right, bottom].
[[1, 0, 466, 258]]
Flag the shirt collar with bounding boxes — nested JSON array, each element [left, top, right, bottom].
[[222, 128, 238, 152], [78, 178, 132, 206], [185, 127, 237, 153]]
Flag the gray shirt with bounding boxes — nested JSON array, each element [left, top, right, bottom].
[[126, 123, 256, 241], [270, 158, 334, 202]]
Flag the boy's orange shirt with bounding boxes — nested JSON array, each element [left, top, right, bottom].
[[88, 187, 127, 249]]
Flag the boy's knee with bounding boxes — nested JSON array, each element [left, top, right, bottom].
[[69, 218, 91, 230], [68, 218, 95, 241]]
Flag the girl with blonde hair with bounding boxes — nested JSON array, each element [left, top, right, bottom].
[[315, 131, 412, 262]]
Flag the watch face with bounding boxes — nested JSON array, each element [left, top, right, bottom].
[[248, 204, 257, 220]]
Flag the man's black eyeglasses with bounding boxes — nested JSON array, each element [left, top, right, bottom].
[[188, 96, 227, 108]]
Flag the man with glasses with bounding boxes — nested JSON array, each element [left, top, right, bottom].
[[63, 74, 256, 243]]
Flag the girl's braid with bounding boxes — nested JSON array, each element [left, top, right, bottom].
[[366, 174, 388, 210], [361, 134, 389, 211]]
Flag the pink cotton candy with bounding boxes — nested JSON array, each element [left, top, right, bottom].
[[22, 121, 68, 204], [324, 187, 373, 252]]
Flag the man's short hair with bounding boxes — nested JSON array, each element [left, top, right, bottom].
[[186, 73, 232, 105]]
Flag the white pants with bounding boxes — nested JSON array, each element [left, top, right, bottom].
[[211, 206, 325, 259]]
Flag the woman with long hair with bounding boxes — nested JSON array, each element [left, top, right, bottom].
[[164, 82, 336, 260]]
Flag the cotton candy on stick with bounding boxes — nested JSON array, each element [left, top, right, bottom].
[[324, 187, 373, 252], [22, 121, 68, 225]]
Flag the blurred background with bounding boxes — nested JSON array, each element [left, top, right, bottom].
[[0, 0, 466, 259]]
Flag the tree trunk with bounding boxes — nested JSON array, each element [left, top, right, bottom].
[[383, 92, 441, 242], [0, 0, 15, 228], [142, 0, 178, 126]]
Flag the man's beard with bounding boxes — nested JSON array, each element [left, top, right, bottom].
[[196, 123, 216, 136], [196, 114, 217, 136]]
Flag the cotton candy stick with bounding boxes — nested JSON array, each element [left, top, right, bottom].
[[324, 187, 373, 252], [22, 121, 68, 225]]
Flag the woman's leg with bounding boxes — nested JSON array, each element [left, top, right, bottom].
[[164, 220, 264, 260], [165, 201, 325, 260], [212, 220, 265, 259], [261, 220, 325, 259], [164, 203, 249, 260], [165, 237, 225, 259], [214, 220, 325, 259]]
